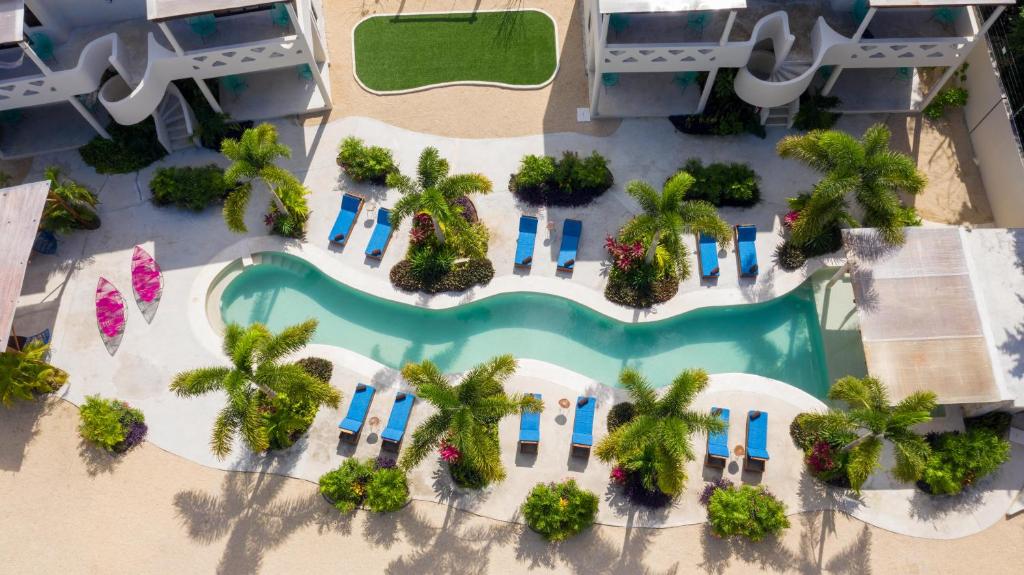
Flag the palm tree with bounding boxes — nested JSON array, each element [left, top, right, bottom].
[[596, 368, 724, 497], [777, 123, 926, 246], [0, 342, 67, 407], [221, 123, 308, 233], [805, 376, 935, 492], [388, 147, 492, 257], [41, 166, 100, 233], [170, 319, 340, 458], [398, 354, 542, 485], [623, 173, 730, 274]]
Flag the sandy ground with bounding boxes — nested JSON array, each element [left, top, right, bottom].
[[321, 0, 619, 138], [3, 398, 1023, 575]]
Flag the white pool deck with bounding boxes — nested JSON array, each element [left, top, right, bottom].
[[13, 114, 1024, 539]]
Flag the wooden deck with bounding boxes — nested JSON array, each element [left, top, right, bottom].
[[0, 180, 49, 340]]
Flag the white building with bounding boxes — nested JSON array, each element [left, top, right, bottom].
[[581, 0, 1010, 125], [0, 0, 331, 158]]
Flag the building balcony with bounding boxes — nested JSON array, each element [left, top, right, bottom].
[[163, 8, 296, 54]]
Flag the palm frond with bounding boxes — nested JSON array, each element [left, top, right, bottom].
[[845, 435, 882, 493], [437, 173, 493, 199], [222, 184, 251, 234], [399, 412, 450, 470], [619, 368, 657, 413], [417, 147, 449, 189], [170, 367, 231, 397], [260, 319, 318, 363]]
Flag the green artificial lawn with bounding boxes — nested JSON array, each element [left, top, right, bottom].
[[353, 11, 557, 92]]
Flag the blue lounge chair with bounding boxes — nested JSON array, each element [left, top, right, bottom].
[[515, 216, 537, 268], [571, 396, 596, 457], [365, 208, 393, 260], [744, 410, 769, 472], [558, 219, 582, 273], [338, 383, 375, 442], [519, 393, 542, 453], [735, 224, 758, 277], [705, 407, 730, 467], [328, 193, 363, 246], [697, 233, 719, 279], [381, 392, 416, 451]]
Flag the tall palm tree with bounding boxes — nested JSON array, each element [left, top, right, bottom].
[[41, 166, 100, 233], [170, 319, 340, 458], [398, 354, 542, 485], [623, 173, 730, 273], [221, 123, 308, 233], [777, 123, 926, 246], [388, 147, 492, 257], [801, 376, 935, 492], [596, 368, 724, 497], [0, 342, 67, 407]]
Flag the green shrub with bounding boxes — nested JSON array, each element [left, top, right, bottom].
[[319, 458, 376, 513], [174, 80, 252, 150], [510, 151, 614, 207], [391, 258, 494, 293], [365, 467, 409, 512], [80, 119, 167, 174], [604, 264, 679, 309], [150, 164, 239, 211], [522, 480, 599, 541], [774, 240, 807, 271], [679, 159, 761, 207], [516, 155, 556, 189], [607, 402, 636, 432], [449, 460, 489, 489], [669, 70, 766, 138], [338, 137, 398, 184], [78, 395, 147, 453], [924, 87, 969, 120], [793, 91, 841, 131], [921, 428, 1011, 495], [40, 166, 101, 233], [407, 242, 458, 282], [707, 485, 790, 541], [965, 411, 1012, 437], [262, 392, 318, 451], [0, 342, 67, 406], [296, 357, 334, 384]]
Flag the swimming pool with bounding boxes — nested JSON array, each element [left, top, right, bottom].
[[219, 252, 830, 398]]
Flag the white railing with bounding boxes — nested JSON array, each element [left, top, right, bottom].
[[100, 33, 308, 126], [822, 38, 972, 69], [601, 43, 745, 73], [0, 34, 116, 111]]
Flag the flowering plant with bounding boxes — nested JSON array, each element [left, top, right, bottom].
[[610, 466, 627, 485], [806, 440, 836, 474], [605, 236, 645, 272], [439, 442, 461, 463], [410, 213, 434, 245], [783, 210, 800, 229]]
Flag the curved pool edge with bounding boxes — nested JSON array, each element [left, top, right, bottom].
[[191, 237, 838, 336]]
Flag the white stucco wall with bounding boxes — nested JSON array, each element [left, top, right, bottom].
[[964, 35, 1024, 228]]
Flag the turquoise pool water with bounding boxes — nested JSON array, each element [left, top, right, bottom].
[[219, 253, 830, 397]]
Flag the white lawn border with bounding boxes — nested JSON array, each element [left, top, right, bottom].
[[350, 8, 560, 95]]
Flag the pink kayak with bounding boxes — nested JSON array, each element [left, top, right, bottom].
[[96, 277, 126, 354], [131, 245, 162, 322]]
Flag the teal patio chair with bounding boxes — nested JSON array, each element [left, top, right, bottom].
[[28, 32, 54, 61], [932, 7, 958, 26], [609, 14, 630, 34], [189, 14, 217, 42], [271, 3, 291, 28], [688, 12, 710, 34], [222, 74, 248, 96], [673, 71, 698, 92], [851, 0, 869, 24], [602, 72, 619, 88], [894, 67, 912, 81], [297, 63, 313, 81]]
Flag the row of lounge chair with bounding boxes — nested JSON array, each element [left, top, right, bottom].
[[338, 387, 768, 474], [697, 224, 759, 279], [705, 408, 770, 472], [329, 194, 394, 259], [515, 216, 581, 273], [338, 383, 416, 451]]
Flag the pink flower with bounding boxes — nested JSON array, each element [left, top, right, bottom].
[[605, 236, 645, 271], [610, 466, 627, 484], [439, 442, 461, 463], [783, 210, 800, 229]]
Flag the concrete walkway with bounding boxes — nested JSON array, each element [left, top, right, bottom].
[[14, 115, 1022, 541]]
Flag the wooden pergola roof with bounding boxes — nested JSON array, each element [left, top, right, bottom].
[[0, 180, 49, 341]]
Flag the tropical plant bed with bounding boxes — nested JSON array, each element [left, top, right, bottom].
[[604, 273, 679, 308], [391, 258, 495, 293], [353, 11, 558, 92]]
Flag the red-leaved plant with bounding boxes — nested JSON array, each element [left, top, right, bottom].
[[783, 210, 800, 229], [410, 213, 434, 245], [439, 441, 461, 464], [806, 440, 836, 474], [610, 466, 627, 484], [605, 236, 645, 271]]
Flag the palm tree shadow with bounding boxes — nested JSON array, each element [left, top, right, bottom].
[[172, 470, 352, 574]]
